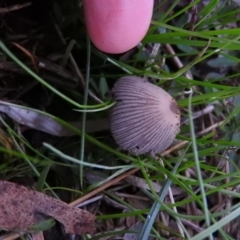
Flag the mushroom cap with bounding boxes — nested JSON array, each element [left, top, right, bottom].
[[83, 0, 153, 54], [109, 76, 180, 155]]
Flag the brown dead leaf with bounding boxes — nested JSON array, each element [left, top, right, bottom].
[[0, 180, 95, 235]]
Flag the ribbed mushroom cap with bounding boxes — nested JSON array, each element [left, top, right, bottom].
[[109, 76, 180, 155]]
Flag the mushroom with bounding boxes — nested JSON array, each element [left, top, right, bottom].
[[109, 76, 180, 155], [83, 0, 153, 54]]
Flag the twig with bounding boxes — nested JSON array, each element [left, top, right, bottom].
[[165, 43, 193, 80], [69, 168, 139, 206], [0, 2, 31, 14]]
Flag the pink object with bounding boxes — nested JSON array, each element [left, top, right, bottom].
[[83, 0, 153, 54]]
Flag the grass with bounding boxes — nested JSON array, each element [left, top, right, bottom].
[[1, 0, 240, 239]]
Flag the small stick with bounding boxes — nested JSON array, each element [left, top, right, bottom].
[[0, 2, 31, 14], [69, 167, 139, 206]]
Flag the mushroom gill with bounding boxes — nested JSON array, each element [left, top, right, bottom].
[[109, 76, 180, 155]]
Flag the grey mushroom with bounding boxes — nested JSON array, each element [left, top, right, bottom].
[[109, 76, 180, 155]]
